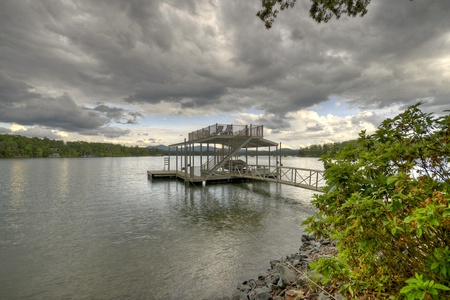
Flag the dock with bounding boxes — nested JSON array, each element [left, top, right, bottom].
[[147, 123, 324, 192]]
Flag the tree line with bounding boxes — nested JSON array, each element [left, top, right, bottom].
[[0, 134, 163, 158], [298, 140, 356, 157]]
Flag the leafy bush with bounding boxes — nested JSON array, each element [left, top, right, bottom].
[[303, 103, 450, 298]]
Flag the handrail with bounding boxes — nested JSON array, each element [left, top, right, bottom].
[[201, 127, 246, 171], [202, 128, 251, 175], [241, 164, 325, 191], [188, 124, 263, 141]]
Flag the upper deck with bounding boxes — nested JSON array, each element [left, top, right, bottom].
[[170, 124, 277, 148]]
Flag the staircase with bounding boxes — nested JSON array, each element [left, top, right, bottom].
[[201, 129, 251, 180]]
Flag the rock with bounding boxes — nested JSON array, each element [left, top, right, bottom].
[[317, 291, 332, 300], [301, 234, 314, 242], [248, 279, 257, 289], [286, 289, 305, 300], [254, 287, 271, 300], [229, 236, 338, 300], [265, 274, 280, 285], [256, 279, 265, 287], [237, 282, 251, 293], [270, 260, 281, 268], [334, 292, 346, 300], [272, 263, 296, 287], [296, 275, 308, 287]]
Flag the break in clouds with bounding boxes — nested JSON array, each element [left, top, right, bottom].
[[0, 0, 449, 144]]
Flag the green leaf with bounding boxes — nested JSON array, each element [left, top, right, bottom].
[[429, 288, 438, 295], [400, 285, 415, 294], [404, 216, 414, 223], [405, 277, 418, 284], [416, 227, 423, 237], [431, 262, 439, 270], [443, 207, 450, 217], [433, 283, 450, 291], [429, 217, 439, 226], [386, 176, 397, 185]]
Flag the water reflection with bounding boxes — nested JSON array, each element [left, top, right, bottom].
[[182, 186, 265, 230], [9, 160, 27, 210], [1, 157, 318, 300]]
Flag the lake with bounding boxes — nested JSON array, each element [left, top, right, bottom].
[[0, 156, 322, 299]]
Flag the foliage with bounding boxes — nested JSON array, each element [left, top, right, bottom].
[[303, 103, 450, 298], [399, 273, 450, 300], [298, 140, 356, 157], [256, 0, 372, 28], [0, 134, 163, 158]]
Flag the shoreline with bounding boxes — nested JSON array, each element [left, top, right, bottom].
[[219, 235, 343, 300]]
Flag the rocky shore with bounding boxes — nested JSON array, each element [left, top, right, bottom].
[[218, 234, 345, 300]]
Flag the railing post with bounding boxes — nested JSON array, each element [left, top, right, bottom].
[[316, 171, 319, 190]]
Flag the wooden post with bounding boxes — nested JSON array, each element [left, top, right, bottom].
[[168, 146, 171, 171], [184, 138, 187, 180], [279, 142, 282, 167], [207, 143, 210, 171]]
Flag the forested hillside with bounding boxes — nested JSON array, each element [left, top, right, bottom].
[[298, 140, 356, 157], [0, 134, 163, 158]]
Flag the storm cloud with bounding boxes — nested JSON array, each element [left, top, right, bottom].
[[0, 0, 449, 145]]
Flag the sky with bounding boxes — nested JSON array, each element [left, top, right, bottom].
[[1, 0, 449, 149]]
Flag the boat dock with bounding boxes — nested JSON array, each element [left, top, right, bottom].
[[147, 123, 324, 192]]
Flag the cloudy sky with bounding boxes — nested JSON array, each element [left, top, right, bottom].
[[1, 0, 449, 149]]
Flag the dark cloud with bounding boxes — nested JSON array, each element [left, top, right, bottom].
[[0, 73, 107, 131], [0, 73, 137, 139], [80, 126, 131, 139], [0, 0, 449, 142], [0, 127, 11, 134], [306, 124, 324, 132], [93, 104, 142, 124]]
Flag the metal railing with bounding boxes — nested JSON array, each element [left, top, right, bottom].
[[235, 164, 325, 191], [188, 124, 263, 141], [201, 127, 249, 172]]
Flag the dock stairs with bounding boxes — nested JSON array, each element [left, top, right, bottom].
[[201, 129, 251, 180]]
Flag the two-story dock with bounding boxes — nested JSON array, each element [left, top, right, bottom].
[[147, 124, 324, 191]]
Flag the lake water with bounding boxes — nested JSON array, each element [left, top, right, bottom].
[[0, 157, 322, 299]]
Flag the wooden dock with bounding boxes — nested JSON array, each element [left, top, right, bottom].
[[147, 123, 324, 192], [148, 165, 325, 192], [147, 170, 252, 184]]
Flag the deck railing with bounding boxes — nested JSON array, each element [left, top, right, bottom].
[[188, 124, 263, 141], [235, 164, 325, 191]]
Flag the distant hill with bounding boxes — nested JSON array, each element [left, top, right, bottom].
[[147, 144, 170, 151]]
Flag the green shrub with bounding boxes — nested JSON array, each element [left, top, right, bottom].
[[303, 103, 450, 298]]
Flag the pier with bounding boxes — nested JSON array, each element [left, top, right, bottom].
[[147, 124, 324, 192]]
